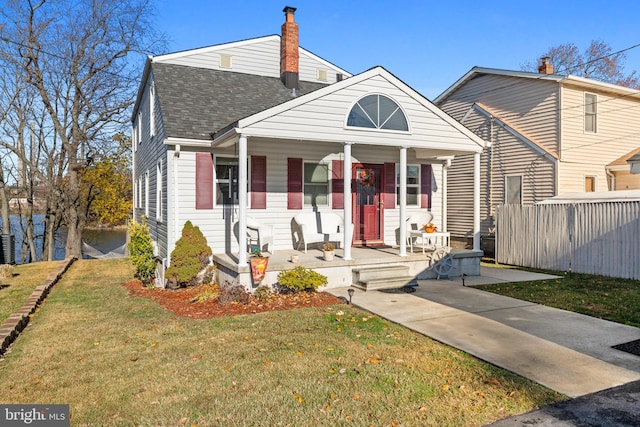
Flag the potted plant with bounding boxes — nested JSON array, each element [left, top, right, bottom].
[[323, 242, 335, 261], [249, 248, 269, 284]]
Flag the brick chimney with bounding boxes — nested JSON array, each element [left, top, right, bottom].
[[280, 6, 299, 89], [538, 56, 554, 74]]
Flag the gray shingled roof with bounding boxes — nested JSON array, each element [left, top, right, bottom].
[[152, 62, 328, 140]]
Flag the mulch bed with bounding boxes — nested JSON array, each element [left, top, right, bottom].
[[124, 280, 345, 319]]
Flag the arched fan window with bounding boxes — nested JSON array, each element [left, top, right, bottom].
[[347, 94, 408, 131]]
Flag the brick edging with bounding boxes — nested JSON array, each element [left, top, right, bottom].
[[0, 257, 77, 356]]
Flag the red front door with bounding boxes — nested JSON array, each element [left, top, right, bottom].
[[353, 164, 384, 245]]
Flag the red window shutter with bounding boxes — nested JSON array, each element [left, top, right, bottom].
[[195, 153, 213, 209], [331, 159, 344, 209], [251, 156, 267, 209], [287, 158, 303, 209], [421, 164, 433, 209], [383, 162, 396, 209]]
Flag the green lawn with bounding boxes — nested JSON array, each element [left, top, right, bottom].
[[0, 261, 65, 321], [0, 259, 562, 426], [477, 268, 640, 328]]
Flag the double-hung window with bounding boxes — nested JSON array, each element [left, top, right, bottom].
[[215, 157, 239, 206], [303, 163, 328, 206], [396, 164, 420, 206], [585, 93, 597, 133]]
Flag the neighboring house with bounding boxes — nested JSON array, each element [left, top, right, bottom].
[[608, 147, 640, 188], [131, 7, 485, 287], [434, 59, 640, 244], [628, 149, 640, 174]]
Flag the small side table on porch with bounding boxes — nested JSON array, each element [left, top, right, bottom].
[[408, 231, 451, 254]]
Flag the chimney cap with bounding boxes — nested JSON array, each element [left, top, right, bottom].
[[283, 6, 297, 14]]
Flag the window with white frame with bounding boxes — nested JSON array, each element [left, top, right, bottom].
[[136, 177, 142, 209], [347, 94, 409, 131], [132, 123, 137, 152], [585, 175, 596, 192], [585, 93, 597, 133], [304, 162, 329, 206], [215, 157, 239, 206], [396, 164, 420, 206], [137, 112, 142, 144], [150, 82, 156, 138], [156, 160, 163, 221], [144, 170, 150, 217], [505, 175, 522, 204]]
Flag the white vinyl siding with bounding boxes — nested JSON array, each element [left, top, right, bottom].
[[171, 141, 444, 253], [156, 36, 348, 84], [240, 74, 482, 155]]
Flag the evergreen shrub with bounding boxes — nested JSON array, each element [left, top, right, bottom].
[[165, 221, 212, 288], [127, 218, 155, 280]]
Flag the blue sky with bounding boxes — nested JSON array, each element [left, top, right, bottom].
[[155, 0, 640, 99]]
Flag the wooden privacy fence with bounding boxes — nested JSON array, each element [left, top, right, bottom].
[[495, 202, 640, 279]]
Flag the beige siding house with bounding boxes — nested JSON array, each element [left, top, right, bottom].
[[434, 62, 640, 244]]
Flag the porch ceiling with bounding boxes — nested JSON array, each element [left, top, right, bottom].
[[213, 133, 480, 158]]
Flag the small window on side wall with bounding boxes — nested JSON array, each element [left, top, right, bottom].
[[505, 176, 522, 204], [585, 93, 597, 133], [585, 175, 596, 192]]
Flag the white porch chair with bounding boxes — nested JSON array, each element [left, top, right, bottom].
[[406, 212, 434, 251], [234, 217, 275, 254]]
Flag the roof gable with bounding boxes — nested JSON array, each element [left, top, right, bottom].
[[435, 66, 640, 105], [152, 63, 328, 140], [216, 66, 485, 155]]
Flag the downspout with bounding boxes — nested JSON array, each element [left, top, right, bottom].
[[473, 152, 481, 251], [172, 144, 180, 264], [488, 116, 494, 232], [605, 168, 615, 191]]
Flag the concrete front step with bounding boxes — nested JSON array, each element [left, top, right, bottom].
[[353, 265, 415, 291]]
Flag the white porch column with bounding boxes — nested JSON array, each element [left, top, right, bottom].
[[343, 143, 353, 260], [442, 159, 450, 232], [473, 152, 481, 251], [238, 134, 248, 266], [399, 146, 408, 257]]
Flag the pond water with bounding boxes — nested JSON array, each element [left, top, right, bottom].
[[1, 215, 126, 263]]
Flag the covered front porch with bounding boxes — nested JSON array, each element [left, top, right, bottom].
[[213, 246, 482, 291]]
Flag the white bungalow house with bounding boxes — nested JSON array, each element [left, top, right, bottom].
[[131, 7, 485, 289]]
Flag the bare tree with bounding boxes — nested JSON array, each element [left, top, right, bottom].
[[522, 40, 640, 88], [0, 0, 165, 258]]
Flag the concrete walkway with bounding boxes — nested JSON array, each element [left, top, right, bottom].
[[327, 266, 640, 399]]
